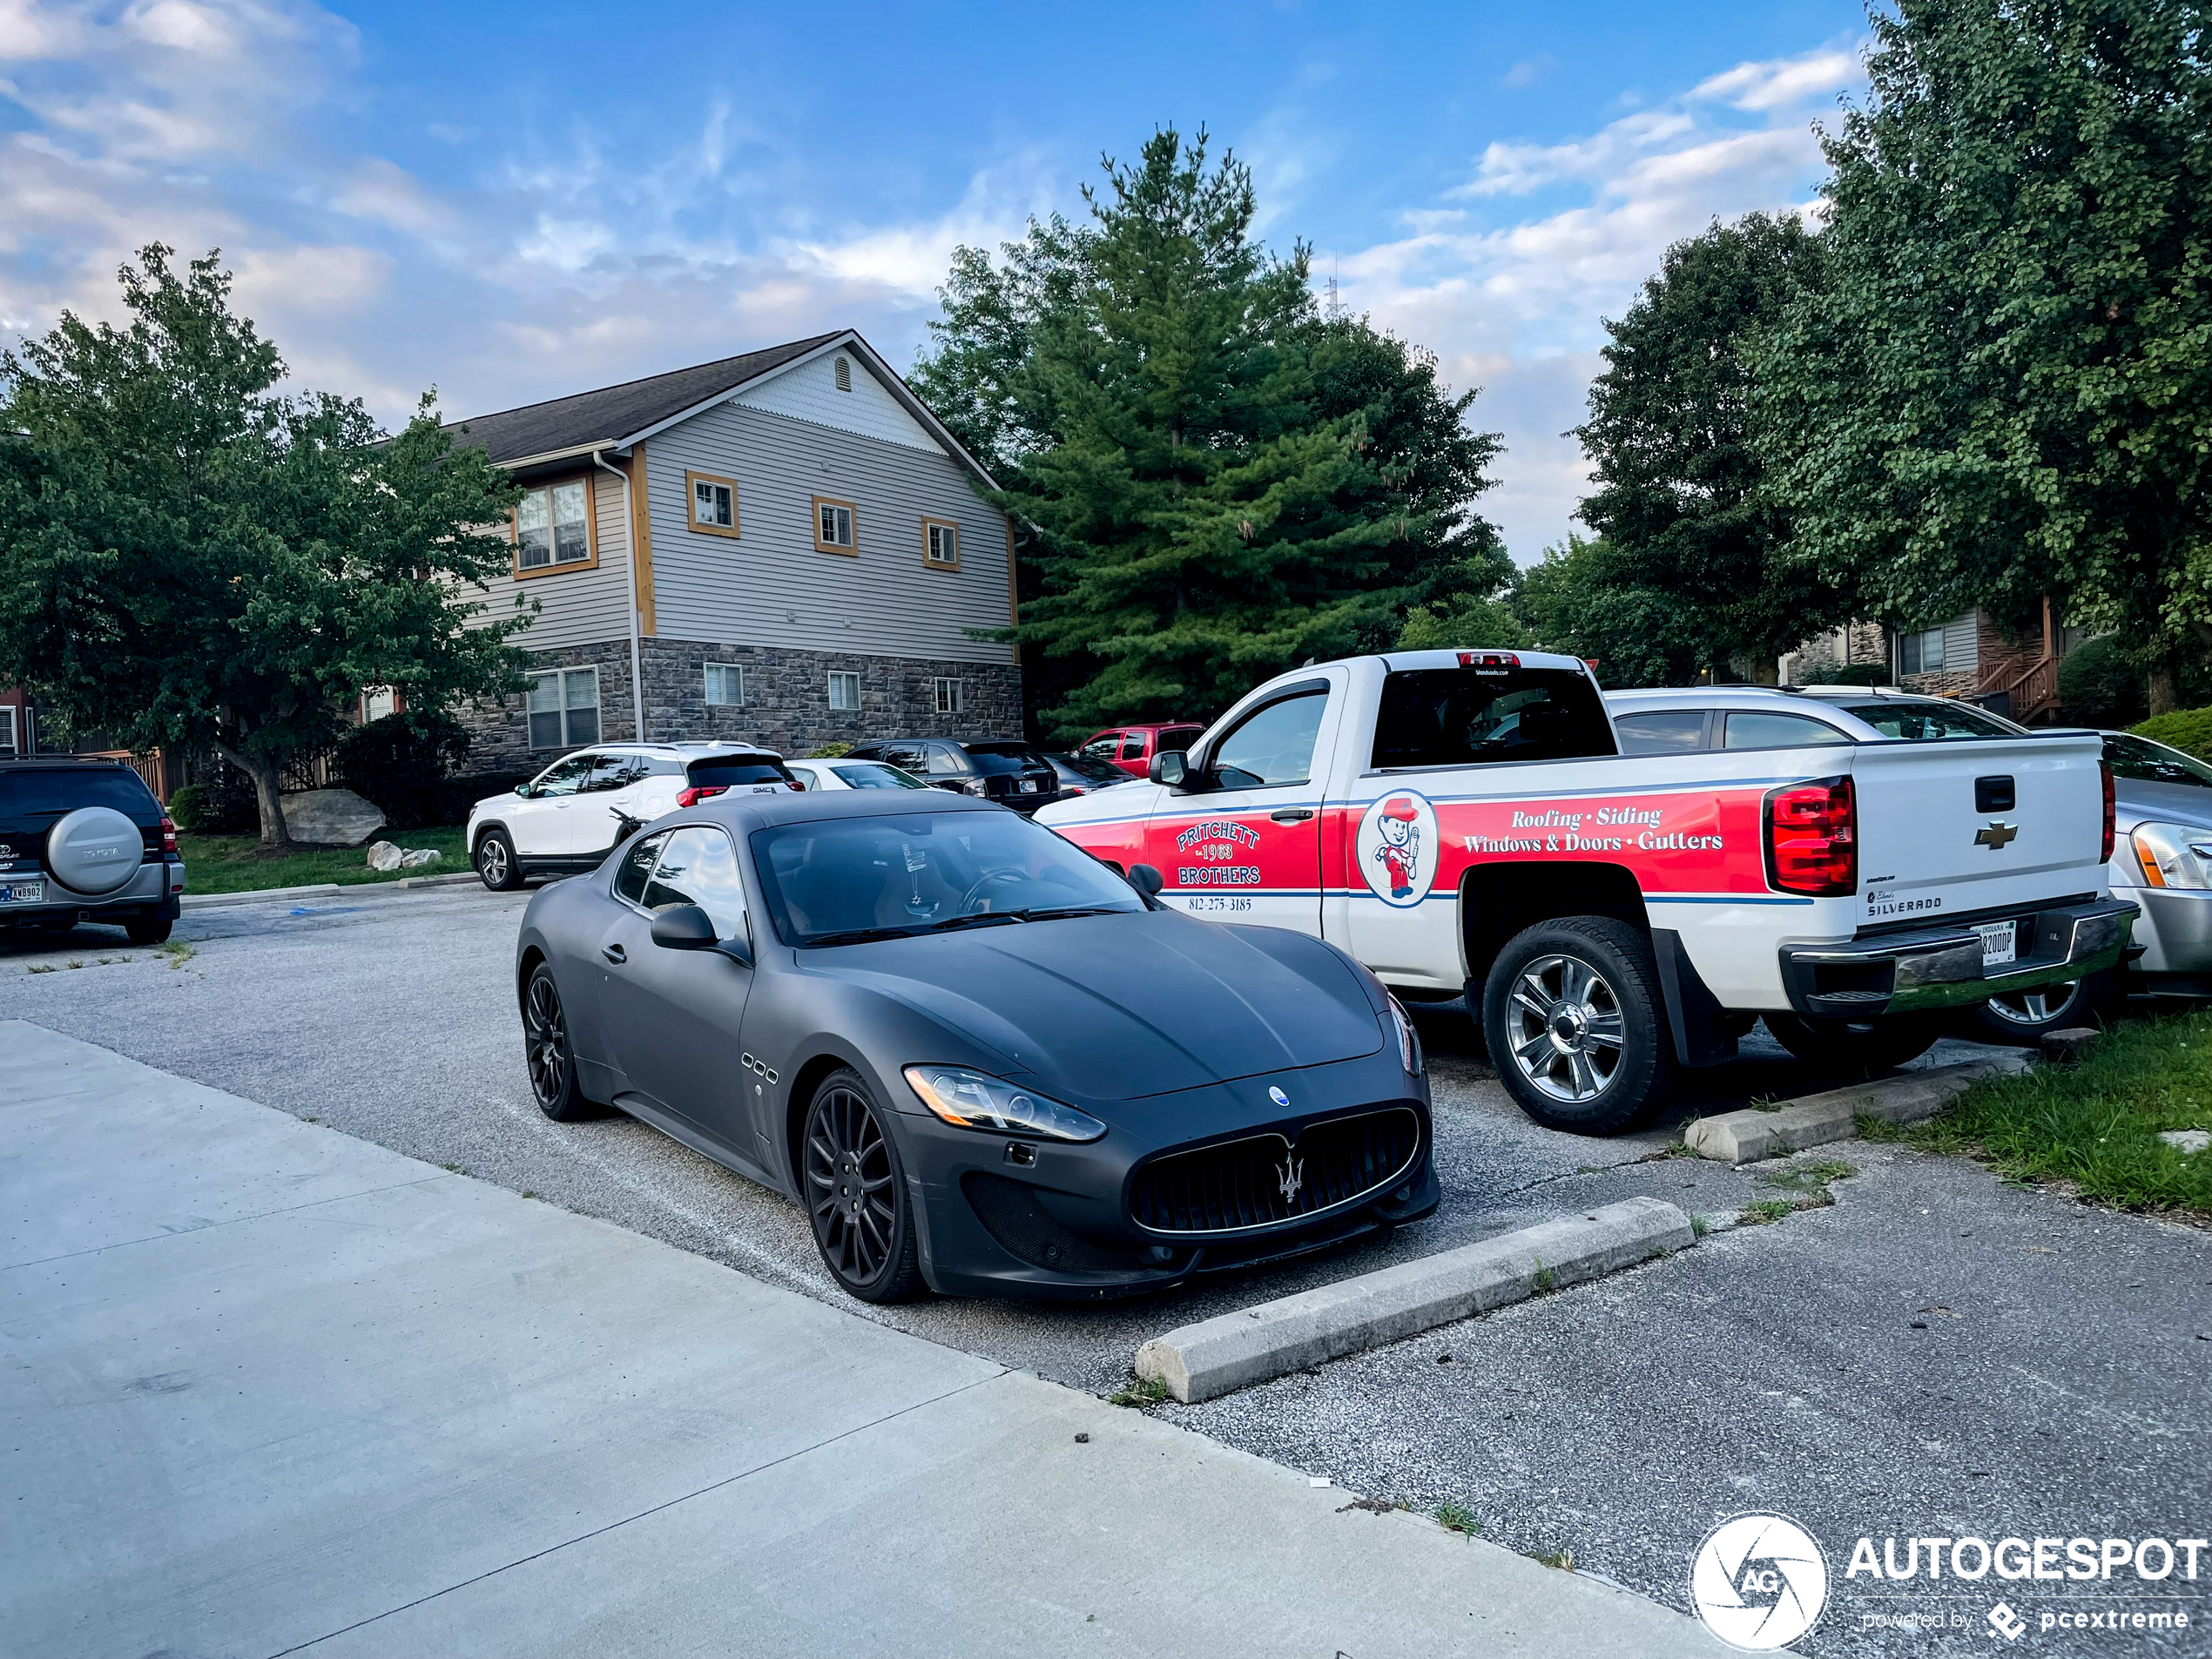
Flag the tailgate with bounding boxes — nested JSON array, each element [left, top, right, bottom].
[[1849, 732, 2106, 926]]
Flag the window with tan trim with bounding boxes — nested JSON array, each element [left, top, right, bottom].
[[685, 471, 739, 538], [922, 517, 960, 570], [813, 496, 857, 555], [0, 705, 16, 758], [512, 477, 597, 576]]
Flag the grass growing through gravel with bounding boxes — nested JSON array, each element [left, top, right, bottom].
[[1434, 1502, 1483, 1538], [1108, 1375, 1172, 1408], [178, 826, 469, 894], [1859, 1009, 2212, 1217], [1738, 1159, 1857, 1227]]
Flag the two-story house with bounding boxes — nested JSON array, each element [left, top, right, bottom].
[[444, 330, 1020, 767]]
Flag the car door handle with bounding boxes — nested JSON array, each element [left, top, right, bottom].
[[1271, 808, 1315, 823], [602, 943, 627, 965]]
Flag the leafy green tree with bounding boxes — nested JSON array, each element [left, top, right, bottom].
[[1576, 212, 1846, 681], [1760, 0, 2212, 712], [0, 246, 530, 846], [1507, 536, 1708, 689], [912, 128, 1509, 736]]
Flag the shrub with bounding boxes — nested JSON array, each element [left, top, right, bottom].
[[437, 771, 536, 824], [168, 762, 257, 833], [2058, 636, 2148, 726], [2133, 706, 2212, 761], [1799, 661, 1892, 688], [808, 742, 853, 759], [334, 712, 471, 829]]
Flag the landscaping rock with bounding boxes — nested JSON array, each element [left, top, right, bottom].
[[280, 788, 386, 848], [2040, 1027, 2102, 1065], [2160, 1130, 2211, 1155], [398, 848, 442, 869], [364, 841, 403, 872]]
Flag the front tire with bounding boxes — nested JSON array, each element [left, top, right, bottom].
[[476, 828, 522, 892], [1483, 916, 1676, 1135], [1959, 968, 2117, 1047], [1764, 1011, 1943, 1073], [524, 963, 604, 1121], [802, 1069, 926, 1303]]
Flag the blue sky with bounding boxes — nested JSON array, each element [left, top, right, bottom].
[[0, 0, 1868, 559]]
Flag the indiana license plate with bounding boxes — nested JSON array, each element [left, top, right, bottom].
[[0, 880, 46, 905], [1977, 920, 2017, 968]]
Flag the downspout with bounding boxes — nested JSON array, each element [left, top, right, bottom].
[[594, 448, 647, 743]]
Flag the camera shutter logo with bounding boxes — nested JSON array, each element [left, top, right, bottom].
[[1689, 1513, 1829, 1651]]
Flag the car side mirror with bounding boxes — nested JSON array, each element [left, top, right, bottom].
[[515, 783, 538, 799], [650, 904, 718, 950], [1150, 752, 1190, 788], [1128, 862, 1165, 901]]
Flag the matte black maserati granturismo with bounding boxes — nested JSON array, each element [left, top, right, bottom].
[[514, 790, 1438, 1302]]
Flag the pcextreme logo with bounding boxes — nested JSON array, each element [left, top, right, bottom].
[[1689, 1513, 1830, 1650]]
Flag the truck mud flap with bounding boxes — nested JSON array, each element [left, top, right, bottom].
[[1652, 928, 1737, 1068]]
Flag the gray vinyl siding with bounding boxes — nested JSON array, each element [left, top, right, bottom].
[[641, 401, 1014, 664], [465, 468, 636, 651]]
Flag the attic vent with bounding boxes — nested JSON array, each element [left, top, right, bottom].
[[833, 355, 852, 392]]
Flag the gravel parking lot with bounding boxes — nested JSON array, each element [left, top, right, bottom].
[[8, 885, 2209, 1655]]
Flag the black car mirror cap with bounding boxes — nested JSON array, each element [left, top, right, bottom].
[[650, 903, 718, 950], [1128, 862, 1165, 900], [1150, 751, 1190, 788]]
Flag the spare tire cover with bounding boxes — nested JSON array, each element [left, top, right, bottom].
[[45, 806, 144, 894]]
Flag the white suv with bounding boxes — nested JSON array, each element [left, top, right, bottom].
[[469, 742, 797, 890]]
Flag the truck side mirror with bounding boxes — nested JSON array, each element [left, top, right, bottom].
[[1150, 752, 1189, 788]]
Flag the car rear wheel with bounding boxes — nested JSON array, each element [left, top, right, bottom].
[[476, 829, 521, 892], [1764, 1011, 1943, 1073], [1959, 968, 2117, 1047], [803, 1069, 925, 1303], [1483, 916, 1676, 1136], [125, 917, 172, 946], [524, 964, 604, 1121]]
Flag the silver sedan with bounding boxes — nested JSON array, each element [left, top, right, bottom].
[[2103, 730, 2212, 999]]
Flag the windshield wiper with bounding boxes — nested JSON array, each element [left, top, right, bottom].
[[800, 926, 921, 948], [1002, 906, 1128, 922], [921, 911, 1030, 934]]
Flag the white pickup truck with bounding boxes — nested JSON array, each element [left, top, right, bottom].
[[1037, 649, 2133, 1133]]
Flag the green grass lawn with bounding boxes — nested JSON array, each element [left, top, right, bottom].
[[1862, 1009, 2212, 1217], [179, 825, 471, 894]]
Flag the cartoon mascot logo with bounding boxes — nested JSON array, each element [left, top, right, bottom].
[[1357, 791, 1440, 908]]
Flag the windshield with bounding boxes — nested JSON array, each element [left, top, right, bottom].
[[829, 762, 928, 790], [1049, 752, 1125, 784], [688, 755, 797, 788], [752, 810, 1142, 946], [1838, 700, 2020, 740], [1372, 666, 1615, 767], [2104, 732, 2212, 789]]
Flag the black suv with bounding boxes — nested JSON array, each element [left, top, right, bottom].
[[841, 739, 1062, 813], [0, 759, 185, 944]]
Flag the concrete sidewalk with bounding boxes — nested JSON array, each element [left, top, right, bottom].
[[1, 1022, 1728, 1658]]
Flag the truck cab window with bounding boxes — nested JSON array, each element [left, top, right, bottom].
[[1371, 667, 1615, 769]]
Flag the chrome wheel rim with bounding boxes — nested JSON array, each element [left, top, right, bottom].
[[1507, 954, 1627, 1103], [479, 838, 509, 884], [806, 1086, 897, 1284], [525, 973, 568, 1107], [1986, 981, 2080, 1028]]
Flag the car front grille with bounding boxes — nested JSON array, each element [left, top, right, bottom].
[[1127, 1107, 1423, 1236]]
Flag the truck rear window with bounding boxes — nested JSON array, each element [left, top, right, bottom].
[[686, 757, 795, 789], [1371, 667, 1615, 769]]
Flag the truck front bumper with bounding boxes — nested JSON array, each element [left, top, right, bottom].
[[1778, 897, 2136, 1020]]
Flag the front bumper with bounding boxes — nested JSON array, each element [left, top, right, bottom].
[[1778, 896, 2136, 1020], [2113, 882, 2212, 980], [897, 1050, 1437, 1301]]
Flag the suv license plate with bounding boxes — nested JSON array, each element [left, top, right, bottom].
[[1977, 920, 2017, 968], [0, 880, 46, 905]]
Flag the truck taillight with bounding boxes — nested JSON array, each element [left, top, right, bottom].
[[160, 815, 179, 855], [676, 785, 728, 808], [2101, 760, 2116, 863], [1457, 651, 1520, 670], [1764, 776, 1856, 896]]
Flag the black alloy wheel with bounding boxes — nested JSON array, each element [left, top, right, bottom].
[[1960, 968, 2117, 1047], [524, 964, 602, 1121], [477, 828, 522, 891], [803, 1069, 924, 1302]]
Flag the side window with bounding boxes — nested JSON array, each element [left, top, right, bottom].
[[1211, 691, 1327, 790], [1076, 734, 1121, 761], [1722, 712, 1851, 750], [581, 755, 634, 792], [1121, 736, 1146, 761], [531, 754, 596, 797], [644, 826, 749, 938], [1613, 711, 1710, 754], [614, 831, 671, 905], [925, 745, 963, 776]]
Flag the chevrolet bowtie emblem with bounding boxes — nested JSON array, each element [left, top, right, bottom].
[[1975, 820, 2019, 851]]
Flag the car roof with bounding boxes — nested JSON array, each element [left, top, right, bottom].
[[0, 755, 140, 768], [570, 740, 779, 758]]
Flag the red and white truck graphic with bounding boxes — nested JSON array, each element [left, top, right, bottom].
[[1037, 649, 2131, 1133]]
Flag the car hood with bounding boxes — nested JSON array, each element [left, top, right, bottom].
[[2116, 777, 2212, 828], [814, 910, 1385, 1102]]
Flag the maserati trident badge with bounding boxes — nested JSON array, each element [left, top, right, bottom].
[[1974, 820, 2020, 851], [1277, 1154, 1305, 1204]]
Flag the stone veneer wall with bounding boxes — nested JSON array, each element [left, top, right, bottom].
[[453, 636, 1022, 770]]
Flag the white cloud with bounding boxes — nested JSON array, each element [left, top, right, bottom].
[[1694, 49, 1858, 111]]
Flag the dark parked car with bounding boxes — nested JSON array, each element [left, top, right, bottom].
[[0, 759, 185, 944], [1041, 751, 1130, 797], [514, 790, 1437, 1302], [842, 738, 1062, 813]]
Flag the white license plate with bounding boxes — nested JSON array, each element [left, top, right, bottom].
[[1977, 920, 2017, 968], [0, 881, 46, 905]]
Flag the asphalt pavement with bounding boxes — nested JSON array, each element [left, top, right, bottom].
[[5, 885, 2209, 1655]]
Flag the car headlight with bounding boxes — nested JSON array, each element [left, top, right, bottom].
[[1386, 996, 1423, 1076], [2129, 822, 2212, 889], [903, 1065, 1107, 1143]]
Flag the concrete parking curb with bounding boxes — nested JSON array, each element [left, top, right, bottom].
[[1134, 1197, 1694, 1404], [180, 883, 342, 910], [1683, 1052, 2035, 1165], [395, 871, 478, 891]]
